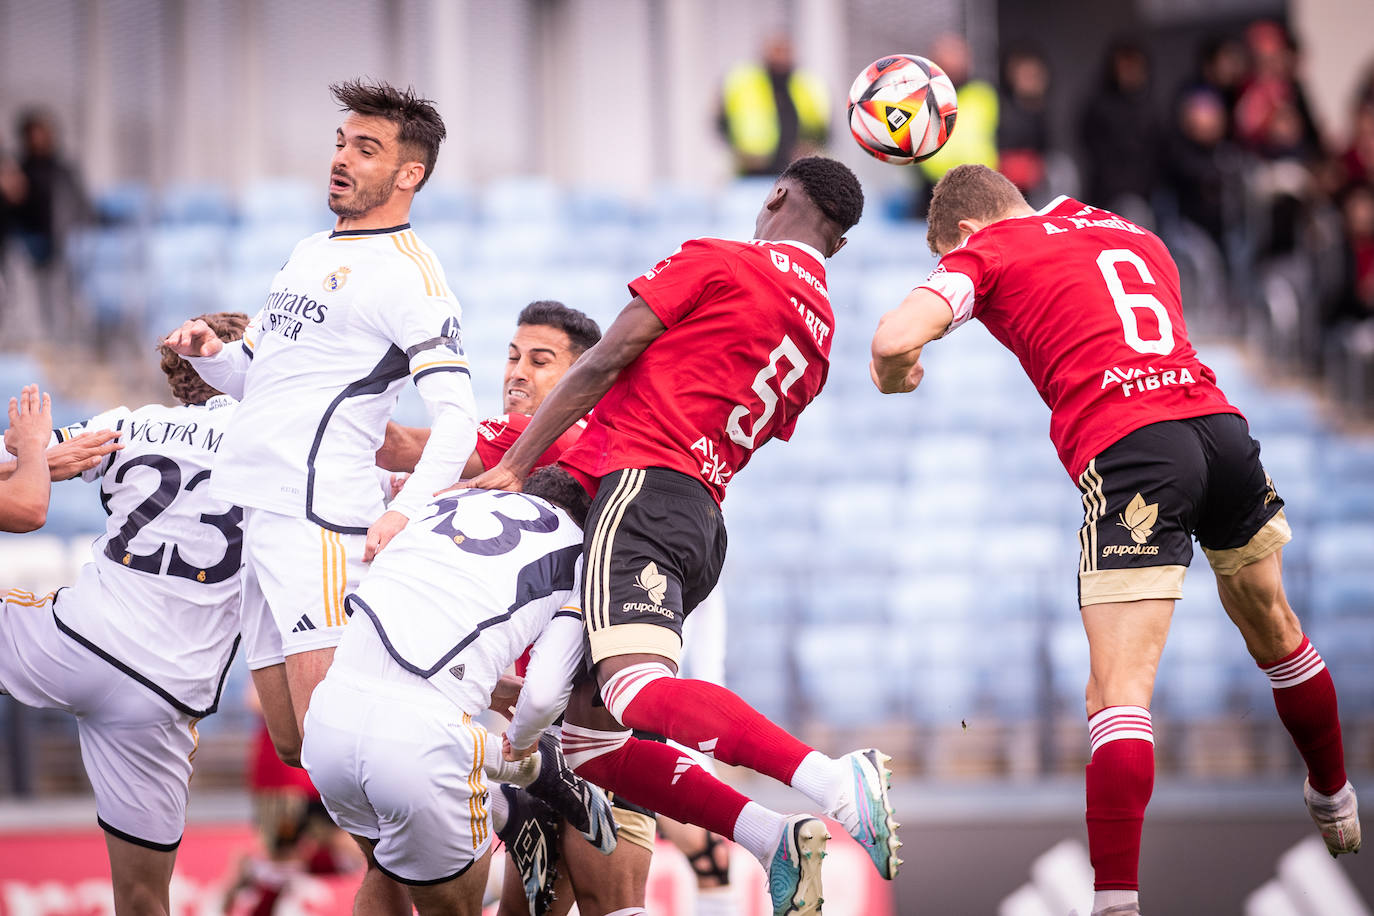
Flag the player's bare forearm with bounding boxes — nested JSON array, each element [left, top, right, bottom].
[[377, 421, 429, 472], [870, 288, 952, 394], [2, 386, 52, 532]]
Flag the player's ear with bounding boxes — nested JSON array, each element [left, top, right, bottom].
[[955, 217, 983, 243], [828, 235, 848, 258], [396, 161, 426, 193], [765, 184, 788, 212]]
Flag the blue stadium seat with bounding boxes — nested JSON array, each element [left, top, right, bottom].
[[94, 181, 153, 225], [408, 182, 476, 226], [157, 182, 236, 224], [478, 176, 562, 226], [239, 178, 327, 226]]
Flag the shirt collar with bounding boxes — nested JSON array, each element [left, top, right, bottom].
[[329, 222, 411, 239], [773, 239, 826, 264]]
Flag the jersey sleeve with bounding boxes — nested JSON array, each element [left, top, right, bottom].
[[473, 414, 525, 470], [916, 238, 1001, 332], [504, 561, 585, 751], [54, 405, 132, 482], [628, 238, 734, 329]]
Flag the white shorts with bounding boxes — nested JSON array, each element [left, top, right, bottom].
[[300, 616, 492, 885], [0, 588, 198, 849], [240, 508, 367, 666]]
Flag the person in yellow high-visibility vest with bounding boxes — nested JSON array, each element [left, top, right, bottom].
[[719, 35, 830, 176], [917, 34, 999, 188]]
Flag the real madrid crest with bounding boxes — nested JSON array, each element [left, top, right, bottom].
[[323, 266, 352, 292]]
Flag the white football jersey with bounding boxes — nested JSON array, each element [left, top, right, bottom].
[[52, 396, 242, 715], [349, 488, 584, 716], [208, 225, 475, 531]]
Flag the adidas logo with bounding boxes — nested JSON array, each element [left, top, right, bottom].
[[671, 756, 694, 785], [698, 738, 718, 755], [449, 664, 466, 681], [291, 614, 317, 633]]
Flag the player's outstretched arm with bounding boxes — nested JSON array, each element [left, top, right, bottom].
[[46, 429, 122, 481], [1, 385, 53, 532], [470, 298, 666, 491], [163, 317, 251, 399], [870, 288, 954, 394]]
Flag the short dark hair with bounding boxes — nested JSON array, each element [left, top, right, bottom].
[[159, 312, 250, 405], [926, 164, 1027, 255], [780, 156, 865, 233], [330, 78, 446, 191], [517, 301, 602, 355], [523, 466, 591, 527]]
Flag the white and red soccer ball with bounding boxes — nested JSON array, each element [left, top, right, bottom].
[[847, 54, 959, 164]]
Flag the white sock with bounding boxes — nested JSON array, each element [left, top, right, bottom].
[[695, 885, 738, 916], [489, 784, 510, 834], [1093, 889, 1138, 912], [604, 909, 647, 916], [484, 741, 541, 787], [731, 801, 786, 865], [789, 751, 844, 812]]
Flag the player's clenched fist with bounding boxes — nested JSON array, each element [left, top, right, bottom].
[[162, 319, 225, 358], [7, 384, 52, 455]]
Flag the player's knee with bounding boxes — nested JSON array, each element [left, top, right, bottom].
[[561, 723, 631, 774], [598, 661, 673, 724]]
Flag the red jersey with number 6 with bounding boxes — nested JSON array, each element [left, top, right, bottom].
[[917, 196, 1240, 479], [558, 237, 835, 505]]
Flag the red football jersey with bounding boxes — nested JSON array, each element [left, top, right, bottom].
[[474, 412, 586, 472], [559, 237, 835, 504], [918, 196, 1239, 478]]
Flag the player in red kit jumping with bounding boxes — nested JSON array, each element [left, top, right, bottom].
[[870, 164, 1360, 916], [470, 157, 899, 916]]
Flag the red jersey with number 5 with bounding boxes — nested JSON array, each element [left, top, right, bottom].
[[558, 237, 835, 504], [474, 412, 587, 472], [917, 196, 1239, 479]]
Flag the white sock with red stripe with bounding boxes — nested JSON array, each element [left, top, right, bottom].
[[1259, 635, 1348, 796], [1085, 705, 1154, 903]]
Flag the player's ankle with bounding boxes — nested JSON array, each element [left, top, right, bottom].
[[789, 751, 844, 812], [731, 801, 786, 865]]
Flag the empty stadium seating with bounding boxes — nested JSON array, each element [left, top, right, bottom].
[[3, 175, 1371, 774]]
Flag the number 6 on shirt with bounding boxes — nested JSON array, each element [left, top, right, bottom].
[[1096, 248, 1175, 357]]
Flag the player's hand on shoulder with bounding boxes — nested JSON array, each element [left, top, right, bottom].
[[503, 732, 536, 762], [467, 462, 524, 493], [364, 508, 409, 562], [6, 385, 51, 454], [47, 429, 122, 481], [162, 318, 224, 358]]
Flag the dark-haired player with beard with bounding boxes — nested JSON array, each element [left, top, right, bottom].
[[164, 80, 478, 915], [470, 157, 899, 916], [0, 313, 246, 916]]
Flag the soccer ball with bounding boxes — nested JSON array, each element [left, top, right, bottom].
[[847, 54, 958, 164]]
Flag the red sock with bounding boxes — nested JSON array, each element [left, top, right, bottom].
[[1085, 707, 1155, 892], [1260, 636, 1347, 796], [616, 677, 813, 784], [571, 734, 749, 839]]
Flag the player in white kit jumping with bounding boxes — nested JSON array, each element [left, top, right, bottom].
[[0, 312, 247, 916], [302, 468, 605, 916], [164, 79, 477, 915]]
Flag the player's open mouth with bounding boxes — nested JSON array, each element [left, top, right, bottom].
[[330, 175, 351, 192], [507, 387, 529, 402]]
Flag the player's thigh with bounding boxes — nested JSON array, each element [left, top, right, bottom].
[[582, 468, 726, 670], [563, 805, 654, 915], [304, 675, 493, 886], [407, 847, 492, 916], [105, 831, 176, 913], [1080, 598, 1175, 713], [1076, 421, 1206, 608], [79, 680, 199, 850], [242, 509, 366, 658]]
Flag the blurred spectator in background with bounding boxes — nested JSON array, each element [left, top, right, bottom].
[[1191, 36, 1250, 137], [996, 44, 1052, 201], [1332, 183, 1374, 328], [1079, 39, 1160, 227], [1337, 95, 1374, 191], [1159, 86, 1244, 251], [718, 34, 829, 177], [9, 109, 91, 341], [916, 33, 999, 207], [1234, 21, 1323, 164]]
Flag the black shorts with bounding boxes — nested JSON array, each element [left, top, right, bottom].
[[582, 468, 727, 665], [1076, 413, 1291, 605]]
